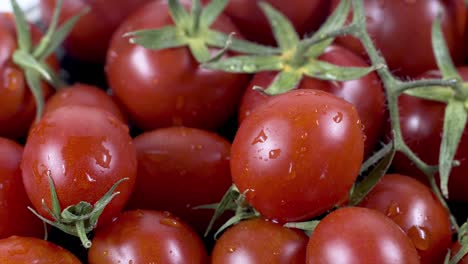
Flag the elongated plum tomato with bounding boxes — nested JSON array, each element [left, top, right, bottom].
[[88, 210, 207, 264], [0, 236, 81, 263], [211, 218, 308, 264], [359, 174, 451, 264], [231, 89, 364, 222], [306, 207, 420, 264], [106, 0, 249, 132], [21, 105, 137, 228], [239, 45, 385, 157], [40, 0, 151, 63], [127, 127, 232, 234], [0, 138, 44, 239]]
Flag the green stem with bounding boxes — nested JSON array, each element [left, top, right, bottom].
[[75, 220, 92, 248], [396, 78, 459, 94]]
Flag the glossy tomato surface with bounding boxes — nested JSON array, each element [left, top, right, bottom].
[[21, 106, 137, 227], [211, 218, 308, 264], [88, 210, 207, 264], [106, 0, 249, 132], [231, 89, 364, 222], [360, 174, 451, 264], [306, 207, 420, 264]]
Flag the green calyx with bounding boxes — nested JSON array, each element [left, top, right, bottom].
[[9, 0, 87, 122], [28, 173, 128, 248], [125, 0, 279, 63]]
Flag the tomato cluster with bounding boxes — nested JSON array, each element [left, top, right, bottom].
[[0, 0, 467, 263]]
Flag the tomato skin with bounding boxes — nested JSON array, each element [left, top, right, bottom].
[[21, 106, 137, 227], [239, 45, 385, 157], [231, 89, 364, 222], [106, 0, 249, 132], [211, 218, 308, 264], [0, 236, 81, 263], [88, 210, 208, 264], [0, 138, 44, 239], [359, 174, 451, 264], [306, 207, 420, 264], [126, 127, 232, 234]]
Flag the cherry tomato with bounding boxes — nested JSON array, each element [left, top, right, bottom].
[[306, 207, 420, 264], [359, 174, 451, 264], [239, 45, 385, 157], [126, 127, 232, 234], [0, 138, 44, 238], [21, 105, 137, 227], [231, 89, 364, 222], [0, 236, 81, 263], [331, 0, 466, 77], [88, 210, 208, 264], [451, 242, 468, 264], [106, 0, 249, 132], [40, 0, 151, 63]]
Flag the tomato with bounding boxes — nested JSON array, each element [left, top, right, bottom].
[[231, 89, 364, 222], [331, 0, 466, 77], [0, 236, 81, 263], [392, 67, 468, 202], [21, 105, 137, 228], [0, 138, 44, 239], [451, 242, 468, 264], [106, 0, 249, 132], [40, 0, 151, 63], [211, 218, 308, 264], [359, 174, 451, 264], [88, 210, 207, 264], [306, 207, 420, 264], [239, 45, 385, 157]]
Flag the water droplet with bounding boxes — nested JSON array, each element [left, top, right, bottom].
[[103, 250, 108, 256], [86, 173, 97, 183], [299, 146, 307, 153], [273, 251, 280, 256], [386, 201, 402, 218], [160, 217, 181, 228], [269, 149, 281, 159], [287, 162, 296, 180], [191, 144, 203, 150], [407, 226, 431, 251], [333, 112, 343, 123], [251, 130, 268, 145], [280, 200, 286, 206], [300, 132, 308, 139], [315, 120, 320, 126], [228, 247, 236, 253]]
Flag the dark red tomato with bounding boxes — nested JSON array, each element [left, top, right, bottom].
[[0, 236, 81, 263], [21, 106, 137, 227], [331, 0, 466, 77], [359, 174, 451, 264], [126, 127, 232, 234], [88, 210, 207, 264], [0, 138, 44, 238], [306, 207, 420, 264], [0, 13, 56, 139], [231, 89, 364, 222], [40, 0, 151, 63], [451, 242, 468, 264], [106, 0, 249, 132], [393, 67, 468, 202], [211, 218, 308, 264], [239, 45, 385, 157]]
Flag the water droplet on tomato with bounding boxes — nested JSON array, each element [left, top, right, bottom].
[[228, 247, 236, 253], [86, 173, 97, 183], [269, 149, 281, 159], [407, 226, 431, 251], [300, 132, 308, 139], [386, 201, 402, 218], [333, 112, 343, 123], [160, 217, 180, 228], [103, 250, 108, 256], [251, 130, 268, 145], [315, 120, 320, 126], [286, 162, 297, 180]]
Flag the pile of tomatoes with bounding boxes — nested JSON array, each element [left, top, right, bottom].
[[0, 0, 467, 263]]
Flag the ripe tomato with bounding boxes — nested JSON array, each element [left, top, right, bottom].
[[306, 207, 420, 264], [21, 105, 137, 228], [211, 218, 308, 264], [0, 236, 81, 263], [359, 174, 451, 264], [331, 0, 466, 77], [0, 138, 44, 238], [106, 0, 249, 132], [88, 210, 208, 264], [231, 89, 364, 222], [239, 45, 385, 157]]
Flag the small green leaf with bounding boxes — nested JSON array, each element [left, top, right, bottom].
[[24, 69, 44, 122], [213, 211, 258, 239], [205, 30, 280, 55], [188, 39, 211, 62], [89, 178, 128, 225], [203, 55, 283, 73], [204, 33, 233, 63], [33, 0, 63, 58], [168, 0, 191, 29], [126, 26, 187, 50], [13, 50, 53, 82], [258, 2, 299, 51], [10, 0, 32, 52], [284, 220, 320, 236], [303, 60, 376, 81], [262, 70, 302, 95], [439, 100, 467, 198], [404, 86, 453, 103], [359, 142, 394, 174], [191, 0, 203, 33], [432, 17, 461, 81], [203, 185, 240, 237], [444, 249, 451, 264], [200, 0, 228, 28]]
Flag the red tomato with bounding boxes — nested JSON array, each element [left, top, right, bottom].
[[306, 207, 420, 264], [0, 138, 44, 238], [239, 45, 385, 157], [451, 242, 468, 264], [126, 127, 232, 234], [211, 218, 308, 264], [21, 106, 137, 228], [0, 236, 81, 263], [359, 174, 451, 264], [40, 0, 151, 63], [331, 0, 466, 77], [231, 89, 364, 222], [88, 210, 207, 264], [106, 0, 249, 132]]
